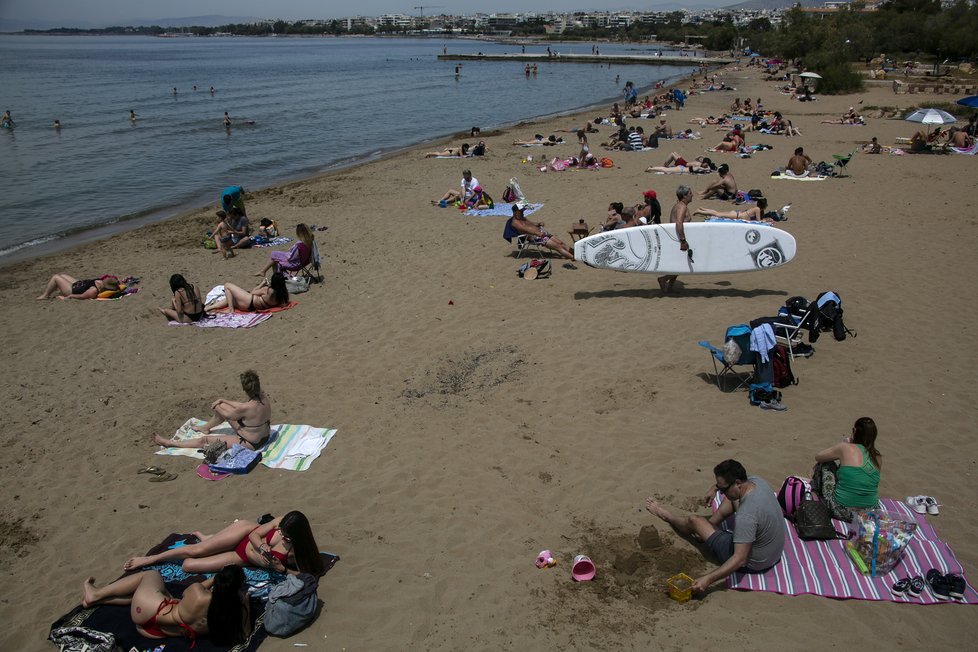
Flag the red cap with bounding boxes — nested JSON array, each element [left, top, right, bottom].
[[643, 190, 657, 199]]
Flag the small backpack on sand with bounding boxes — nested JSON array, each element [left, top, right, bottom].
[[770, 344, 797, 388]]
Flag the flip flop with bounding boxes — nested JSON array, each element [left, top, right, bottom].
[[137, 466, 166, 475], [149, 472, 178, 482]]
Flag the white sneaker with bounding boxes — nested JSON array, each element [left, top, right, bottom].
[[906, 496, 940, 515]]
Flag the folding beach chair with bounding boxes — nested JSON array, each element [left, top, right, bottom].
[[698, 324, 757, 392], [295, 240, 322, 283], [832, 150, 855, 177], [514, 234, 545, 258]]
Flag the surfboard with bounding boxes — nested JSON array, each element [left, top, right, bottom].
[[574, 221, 796, 275]]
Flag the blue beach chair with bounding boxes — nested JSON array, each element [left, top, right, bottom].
[[698, 324, 757, 392]]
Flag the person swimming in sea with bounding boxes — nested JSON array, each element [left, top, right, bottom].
[[53, 119, 61, 129], [223, 112, 232, 127], [129, 110, 137, 122], [2, 110, 14, 128]]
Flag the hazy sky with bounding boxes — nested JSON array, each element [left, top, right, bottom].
[[0, 1, 683, 27]]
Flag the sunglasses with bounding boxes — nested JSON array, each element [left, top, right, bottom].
[[716, 481, 737, 495]]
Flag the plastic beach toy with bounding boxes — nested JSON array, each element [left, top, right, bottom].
[[535, 550, 556, 568], [572, 555, 596, 581]]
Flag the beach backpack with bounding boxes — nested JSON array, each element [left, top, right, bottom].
[[794, 493, 846, 540], [770, 344, 797, 388], [265, 573, 320, 637], [816, 291, 856, 341], [777, 476, 808, 518]]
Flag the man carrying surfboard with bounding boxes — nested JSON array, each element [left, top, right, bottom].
[[658, 185, 693, 294]]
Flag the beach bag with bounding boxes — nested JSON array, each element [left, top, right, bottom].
[[770, 344, 796, 388], [203, 235, 217, 250], [847, 510, 917, 576], [794, 493, 845, 540], [502, 185, 516, 203], [209, 443, 262, 475], [48, 626, 119, 652], [777, 476, 809, 518], [816, 291, 855, 341], [202, 440, 228, 464], [748, 382, 781, 406], [722, 339, 742, 364], [599, 157, 614, 168], [285, 276, 310, 294], [265, 573, 320, 637], [518, 259, 551, 280]]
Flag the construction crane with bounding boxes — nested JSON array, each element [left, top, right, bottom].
[[414, 5, 444, 19]]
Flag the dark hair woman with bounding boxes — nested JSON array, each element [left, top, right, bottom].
[[160, 273, 205, 323], [123, 512, 323, 577], [812, 417, 881, 520], [205, 272, 289, 314]]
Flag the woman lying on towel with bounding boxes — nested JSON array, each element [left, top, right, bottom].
[[810, 417, 881, 521], [37, 274, 120, 300], [122, 511, 325, 577], [81, 565, 250, 646], [154, 369, 272, 451], [693, 197, 776, 223], [205, 272, 289, 314], [159, 274, 205, 323], [256, 223, 313, 278], [646, 153, 714, 174]]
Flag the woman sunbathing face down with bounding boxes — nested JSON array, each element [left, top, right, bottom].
[[37, 274, 119, 300]]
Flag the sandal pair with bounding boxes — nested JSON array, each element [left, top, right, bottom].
[[137, 466, 177, 482]]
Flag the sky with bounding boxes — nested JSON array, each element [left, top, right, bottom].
[[0, 1, 709, 28]]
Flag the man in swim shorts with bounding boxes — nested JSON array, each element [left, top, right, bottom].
[[699, 164, 737, 200], [508, 203, 574, 260], [657, 184, 693, 294], [785, 146, 812, 177], [645, 459, 785, 594]]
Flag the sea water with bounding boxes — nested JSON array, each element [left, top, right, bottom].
[[0, 35, 697, 259]]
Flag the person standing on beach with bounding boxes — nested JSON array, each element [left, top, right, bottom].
[[658, 185, 692, 294], [645, 459, 785, 594]]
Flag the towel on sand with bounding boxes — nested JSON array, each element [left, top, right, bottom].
[[464, 202, 542, 217], [170, 312, 273, 328], [711, 494, 978, 603], [155, 418, 337, 471], [771, 174, 827, 181]]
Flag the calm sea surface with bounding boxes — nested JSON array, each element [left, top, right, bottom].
[[0, 35, 696, 259]]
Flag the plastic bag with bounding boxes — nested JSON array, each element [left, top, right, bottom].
[[846, 510, 917, 576]]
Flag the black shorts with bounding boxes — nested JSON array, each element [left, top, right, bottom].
[[706, 530, 735, 564]]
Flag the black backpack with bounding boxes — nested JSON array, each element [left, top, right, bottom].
[[815, 291, 857, 341]]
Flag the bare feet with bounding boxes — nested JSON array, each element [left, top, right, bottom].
[[190, 425, 211, 435], [82, 577, 98, 607], [36, 294, 50, 300], [123, 556, 150, 572], [152, 433, 172, 447], [645, 497, 673, 522]]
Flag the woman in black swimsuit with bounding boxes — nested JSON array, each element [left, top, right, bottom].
[[204, 272, 289, 314], [159, 274, 205, 323], [153, 370, 272, 451], [37, 274, 120, 300]]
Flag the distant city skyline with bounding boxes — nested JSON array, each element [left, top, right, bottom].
[[0, 1, 727, 29]]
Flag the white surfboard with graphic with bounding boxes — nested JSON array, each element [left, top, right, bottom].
[[574, 221, 796, 274]]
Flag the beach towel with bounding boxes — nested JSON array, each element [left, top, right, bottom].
[[170, 313, 273, 328], [463, 202, 542, 217], [252, 236, 292, 248], [951, 141, 978, 155], [432, 154, 473, 158], [711, 495, 978, 603], [771, 174, 827, 181], [155, 418, 337, 472]]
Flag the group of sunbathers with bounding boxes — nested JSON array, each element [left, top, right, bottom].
[[79, 510, 325, 646]]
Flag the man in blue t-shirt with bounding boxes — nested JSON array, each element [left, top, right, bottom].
[[645, 459, 785, 594]]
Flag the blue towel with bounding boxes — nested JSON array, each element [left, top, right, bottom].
[[464, 202, 542, 217]]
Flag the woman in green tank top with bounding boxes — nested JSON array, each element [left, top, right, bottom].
[[811, 417, 882, 520]]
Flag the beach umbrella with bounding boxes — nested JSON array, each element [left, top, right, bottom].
[[798, 72, 823, 79], [904, 108, 957, 125], [956, 96, 978, 108]]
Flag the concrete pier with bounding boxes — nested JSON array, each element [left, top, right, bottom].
[[438, 53, 736, 66]]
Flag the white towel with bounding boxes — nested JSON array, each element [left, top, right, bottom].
[[750, 323, 777, 363]]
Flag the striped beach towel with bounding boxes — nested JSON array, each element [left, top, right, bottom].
[[712, 494, 978, 603], [170, 313, 273, 328], [155, 418, 337, 472], [464, 202, 543, 217]]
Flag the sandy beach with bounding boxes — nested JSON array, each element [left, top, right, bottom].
[[3, 62, 977, 650]]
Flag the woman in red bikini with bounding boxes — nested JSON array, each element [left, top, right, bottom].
[[123, 511, 324, 576], [81, 565, 250, 646]]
